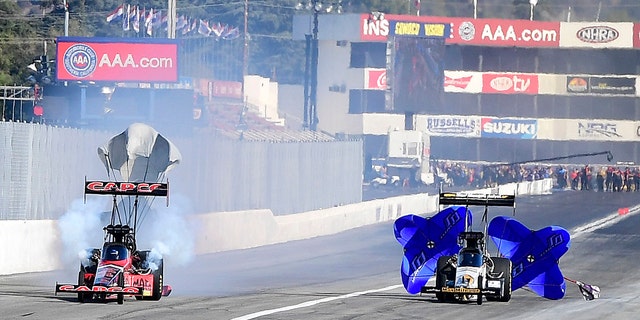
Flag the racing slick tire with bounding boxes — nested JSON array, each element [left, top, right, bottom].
[[139, 250, 164, 301], [149, 257, 164, 301], [490, 257, 512, 302], [435, 255, 454, 302], [117, 274, 124, 305], [476, 275, 483, 305], [77, 268, 87, 303]]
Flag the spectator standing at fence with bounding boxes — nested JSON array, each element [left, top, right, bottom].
[[596, 169, 605, 192], [570, 168, 579, 190], [613, 169, 623, 192], [556, 166, 567, 189], [605, 166, 614, 192], [624, 167, 633, 192]]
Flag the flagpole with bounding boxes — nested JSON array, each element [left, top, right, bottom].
[[243, 0, 249, 78], [474, 0, 477, 19], [63, 0, 69, 36], [168, 0, 176, 38]]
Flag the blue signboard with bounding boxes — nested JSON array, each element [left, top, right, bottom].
[[481, 117, 537, 139]]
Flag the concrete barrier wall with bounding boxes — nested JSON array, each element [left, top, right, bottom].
[[0, 220, 59, 275], [0, 179, 552, 275]]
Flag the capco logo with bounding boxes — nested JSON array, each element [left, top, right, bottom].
[[63, 44, 98, 78], [576, 26, 619, 43]]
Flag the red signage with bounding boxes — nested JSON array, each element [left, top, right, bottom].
[[361, 14, 560, 47], [212, 81, 243, 99], [634, 23, 640, 48], [482, 73, 539, 94], [56, 37, 179, 82], [365, 69, 386, 90]]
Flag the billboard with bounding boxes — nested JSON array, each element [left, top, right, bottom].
[[364, 68, 387, 90], [482, 73, 538, 94], [361, 14, 560, 47], [559, 22, 633, 48], [566, 76, 635, 95], [481, 117, 537, 139], [423, 115, 481, 137], [56, 37, 179, 83], [387, 23, 447, 113], [444, 71, 482, 93]]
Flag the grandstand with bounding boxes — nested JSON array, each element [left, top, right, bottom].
[[291, 13, 640, 164]]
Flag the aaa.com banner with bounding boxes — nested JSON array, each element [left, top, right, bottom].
[[537, 119, 639, 141], [361, 14, 560, 47], [481, 117, 537, 139], [56, 37, 179, 82]]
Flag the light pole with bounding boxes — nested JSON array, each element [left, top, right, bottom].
[[529, 0, 538, 21], [309, 1, 319, 131], [297, 1, 342, 131]]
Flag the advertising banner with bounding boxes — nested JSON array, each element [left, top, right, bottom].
[[566, 76, 635, 95], [559, 22, 633, 48], [634, 23, 640, 48], [481, 117, 537, 139], [364, 68, 387, 90], [589, 77, 635, 95], [211, 80, 243, 99], [388, 21, 450, 38], [361, 14, 560, 47], [422, 115, 481, 137], [537, 119, 639, 141], [482, 73, 539, 94], [56, 37, 179, 82], [444, 71, 482, 93]]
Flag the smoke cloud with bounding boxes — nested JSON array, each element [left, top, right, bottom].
[[137, 194, 197, 269], [57, 198, 108, 269]]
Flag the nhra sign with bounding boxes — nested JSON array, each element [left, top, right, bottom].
[[482, 73, 538, 94], [361, 14, 560, 47], [424, 115, 481, 137], [364, 68, 387, 90], [56, 37, 179, 82], [481, 117, 537, 139], [559, 22, 633, 48]]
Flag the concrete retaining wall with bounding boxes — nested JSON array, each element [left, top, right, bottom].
[[0, 179, 552, 275]]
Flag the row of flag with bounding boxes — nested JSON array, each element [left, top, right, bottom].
[[106, 4, 240, 40]]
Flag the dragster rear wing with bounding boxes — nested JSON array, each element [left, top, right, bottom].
[[84, 179, 170, 206], [85, 180, 168, 196], [438, 192, 515, 208]]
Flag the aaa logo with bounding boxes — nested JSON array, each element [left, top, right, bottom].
[[63, 44, 98, 78]]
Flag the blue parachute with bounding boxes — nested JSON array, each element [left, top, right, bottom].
[[488, 216, 571, 300], [393, 206, 471, 294]]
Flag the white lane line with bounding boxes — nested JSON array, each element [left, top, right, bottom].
[[230, 284, 403, 320], [571, 204, 640, 239]]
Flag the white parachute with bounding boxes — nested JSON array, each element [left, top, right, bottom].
[[97, 123, 181, 182]]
